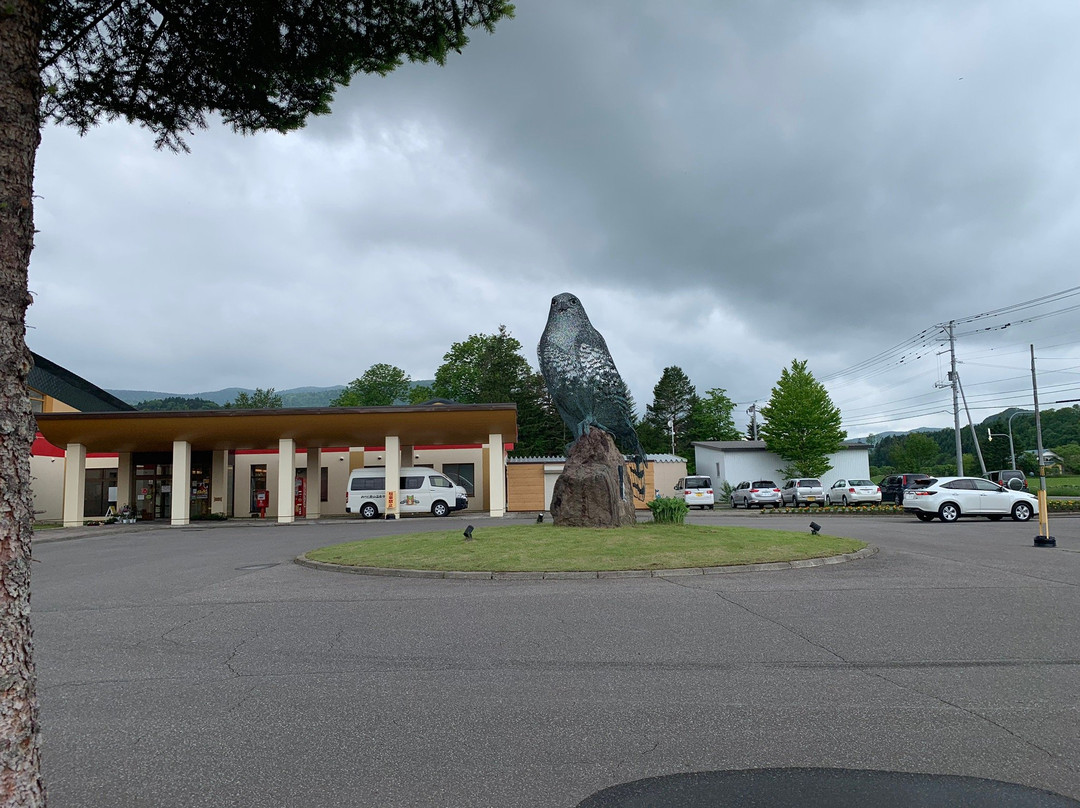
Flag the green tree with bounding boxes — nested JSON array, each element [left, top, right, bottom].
[[759, 359, 846, 479], [332, 364, 411, 407], [408, 384, 436, 404], [432, 326, 565, 457], [433, 325, 529, 404], [888, 433, 941, 472], [136, 396, 220, 411], [227, 388, 284, 409], [1054, 443, 1080, 474], [641, 366, 698, 457], [3, 3, 513, 797], [690, 387, 740, 442]]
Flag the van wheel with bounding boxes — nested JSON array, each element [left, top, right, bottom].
[[431, 501, 450, 517], [360, 502, 378, 520]]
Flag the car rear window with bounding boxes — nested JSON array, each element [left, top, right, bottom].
[[849, 479, 873, 486], [799, 479, 822, 487], [753, 480, 776, 487], [685, 477, 711, 489]]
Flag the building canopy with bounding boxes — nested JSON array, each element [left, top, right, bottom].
[[36, 404, 518, 453]]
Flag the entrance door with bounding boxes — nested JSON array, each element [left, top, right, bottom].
[[134, 463, 172, 520]]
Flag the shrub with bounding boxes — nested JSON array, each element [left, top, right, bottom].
[[648, 496, 689, 525]]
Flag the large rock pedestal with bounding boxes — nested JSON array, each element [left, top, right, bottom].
[[550, 428, 636, 528]]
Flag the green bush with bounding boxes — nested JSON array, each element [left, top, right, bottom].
[[648, 496, 689, 525]]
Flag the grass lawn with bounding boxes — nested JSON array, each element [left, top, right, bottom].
[[304, 523, 867, 573], [1043, 475, 1080, 497]]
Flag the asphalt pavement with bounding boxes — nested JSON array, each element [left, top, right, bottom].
[[30, 510, 1080, 807]]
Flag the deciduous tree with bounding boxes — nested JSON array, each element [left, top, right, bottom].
[[226, 388, 284, 409], [332, 364, 412, 407], [691, 388, 740, 443], [888, 432, 941, 472], [1, 2, 513, 800], [759, 359, 846, 479]]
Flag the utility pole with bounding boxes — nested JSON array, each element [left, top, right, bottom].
[[746, 403, 758, 441], [956, 373, 987, 476], [936, 321, 964, 475], [1031, 345, 1055, 547]]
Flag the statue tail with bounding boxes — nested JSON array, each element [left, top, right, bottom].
[[615, 425, 648, 500]]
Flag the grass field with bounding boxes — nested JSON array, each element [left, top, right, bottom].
[[304, 523, 866, 572], [1042, 475, 1080, 497]]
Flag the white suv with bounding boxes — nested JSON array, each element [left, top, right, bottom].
[[903, 476, 1038, 523]]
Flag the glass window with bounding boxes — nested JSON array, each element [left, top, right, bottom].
[[973, 479, 1003, 491], [351, 476, 385, 491], [943, 479, 976, 490], [320, 467, 328, 502], [430, 475, 453, 488], [443, 463, 475, 497], [401, 476, 424, 490]]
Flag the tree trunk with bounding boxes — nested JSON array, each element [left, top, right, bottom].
[[0, 1, 46, 805]]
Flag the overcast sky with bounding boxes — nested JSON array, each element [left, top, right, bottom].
[[27, 0, 1080, 437]]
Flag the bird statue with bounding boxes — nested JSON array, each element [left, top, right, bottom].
[[538, 292, 647, 498]]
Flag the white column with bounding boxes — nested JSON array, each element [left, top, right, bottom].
[[306, 447, 322, 520], [211, 450, 228, 516], [277, 438, 296, 524], [384, 435, 401, 519], [62, 443, 87, 527], [171, 441, 191, 526], [116, 452, 133, 515], [488, 433, 506, 518]]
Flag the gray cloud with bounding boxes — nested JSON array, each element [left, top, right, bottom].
[[27, 0, 1080, 434]]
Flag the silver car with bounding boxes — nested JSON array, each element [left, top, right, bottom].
[[781, 478, 825, 507], [730, 480, 782, 509], [826, 479, 882, 506]]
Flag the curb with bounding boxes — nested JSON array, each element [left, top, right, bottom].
[[292, 545, 878, 581]]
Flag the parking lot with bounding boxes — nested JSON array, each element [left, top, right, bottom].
[[32, 511, 1080, 807]]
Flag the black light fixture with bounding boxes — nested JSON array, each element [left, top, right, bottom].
[[809, 521, 821, 536], [463, 525, 475, 541], [536, 513, 544, 523]]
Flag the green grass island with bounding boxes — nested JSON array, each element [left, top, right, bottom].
[[304, 523, 868, 573]]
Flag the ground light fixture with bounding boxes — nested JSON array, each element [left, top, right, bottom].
[[809, 522, 822, 536], [463, 525, 475, 541]]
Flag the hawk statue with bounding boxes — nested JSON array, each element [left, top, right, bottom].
[[538, 292, 647, 497]]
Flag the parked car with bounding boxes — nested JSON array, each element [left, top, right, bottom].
[[879, 473, 932, 505], [902, 476, 1038, 523], [730, 480, 782, 509], [984, 469, 1028, 491], [675, 475, 715, 509], [826, 479, 882, 506], [780, 478, 825, 507]]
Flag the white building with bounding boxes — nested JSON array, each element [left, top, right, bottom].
[[693, 440, 872, 492]]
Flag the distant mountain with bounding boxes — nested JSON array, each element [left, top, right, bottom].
[[109, 385, 346, 408], [109, 379, 438, 408]]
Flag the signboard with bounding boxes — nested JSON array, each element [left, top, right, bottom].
[[386, 491, 396, 509]]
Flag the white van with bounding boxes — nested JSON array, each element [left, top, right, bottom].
[[346, 467, 468, 519], [674, 475, 715, 509]]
